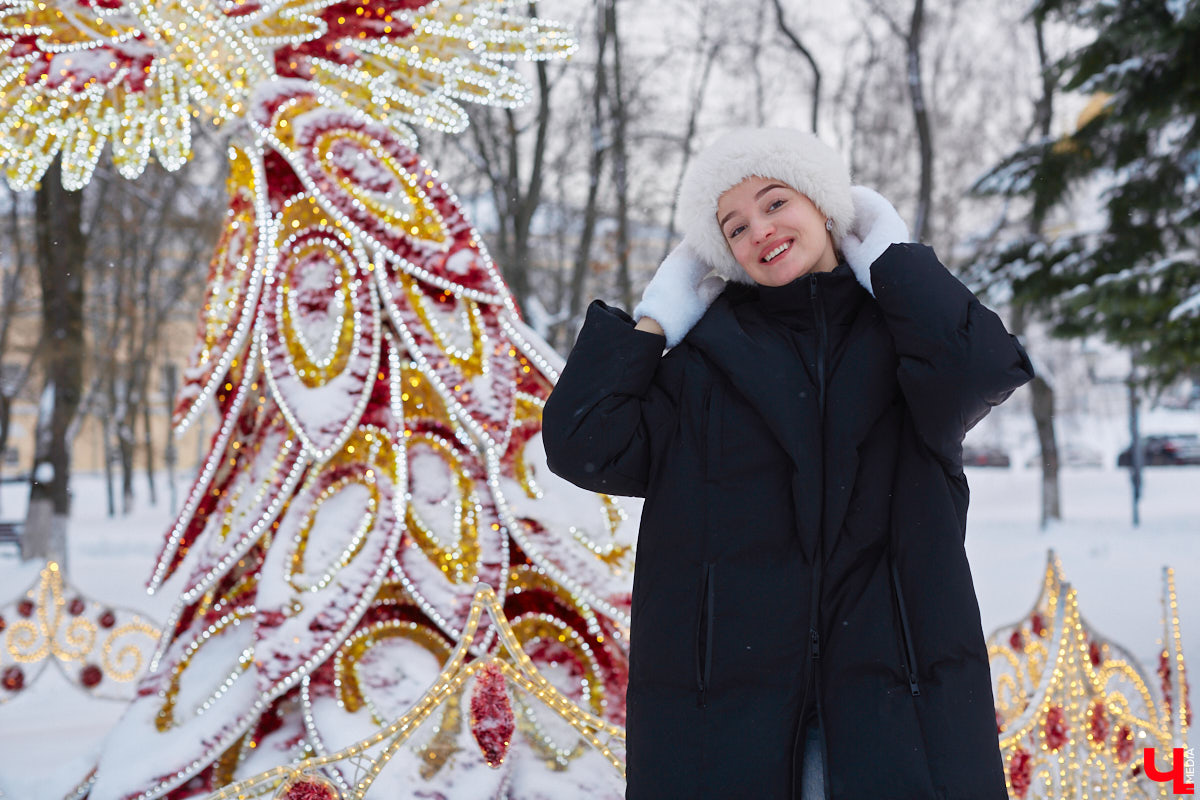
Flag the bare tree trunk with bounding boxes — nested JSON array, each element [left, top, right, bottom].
[[749, 0, 769, 126], [142, 370, 157, 506], [102, 383, 116, 519], [771, 0, 822, 133], [508, 54, 553, 313], [118, 374, 135, 515], [562, 0, 612, 346], [23, 157, 86, 567], [607, 0, 633, 311], [0, 189, 33, 512], [1024, 16, 1061, 527], [661, 40, 722, 261], [163, 363, 178, 513], [906, 0, 934, 242]]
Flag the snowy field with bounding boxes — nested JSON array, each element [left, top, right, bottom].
[[0, 466, 1197, 799]]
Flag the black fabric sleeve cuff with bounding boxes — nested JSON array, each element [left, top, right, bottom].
[[571, 299, 666, 397]]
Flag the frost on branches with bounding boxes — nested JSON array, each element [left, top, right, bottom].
[[0, 2, 633, 798]]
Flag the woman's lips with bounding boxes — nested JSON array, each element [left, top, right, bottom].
[[760, 238, 793, 264]]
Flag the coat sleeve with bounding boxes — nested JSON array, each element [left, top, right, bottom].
[[541, 299, 677, 497], [869, 243, 1035, 471]]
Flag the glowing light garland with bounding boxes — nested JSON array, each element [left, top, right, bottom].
[[0, 562, 161, 702], [1, 3, 635, 799], [987, 550, 1191, 798]]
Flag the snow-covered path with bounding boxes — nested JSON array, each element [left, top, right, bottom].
[[0, 467, 1196, 799]]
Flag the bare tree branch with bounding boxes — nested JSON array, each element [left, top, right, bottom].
[[770, 0, 822, 132]]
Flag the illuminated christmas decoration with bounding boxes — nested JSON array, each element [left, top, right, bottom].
[[199, 585, 625, 800], [987, 550, 1191, 798], [0, 562, 160, 703], [1, 3, 633, 799]]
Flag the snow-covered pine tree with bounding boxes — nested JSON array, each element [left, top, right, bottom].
[[973, 0, 1200, 385]]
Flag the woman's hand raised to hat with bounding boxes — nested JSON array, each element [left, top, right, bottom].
[[632, 241, 725, 348], [840, 186, 911, 296]]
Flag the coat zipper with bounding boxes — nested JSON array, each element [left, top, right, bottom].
[[696, 563, 715, 708], [791, 276, 831, 798], [890, 558, 922, 696], [811, 276, 828, 416]]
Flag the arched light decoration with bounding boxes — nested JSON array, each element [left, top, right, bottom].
[[986, 549, 1191, 799], [0, 562, 161, 704]]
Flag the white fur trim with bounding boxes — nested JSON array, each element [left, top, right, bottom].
[[841, 186, 911, 297], [633, 242, 725, 347], [678, 128, 854, 284]]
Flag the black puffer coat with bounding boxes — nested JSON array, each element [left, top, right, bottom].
[[542, 244, 1034, 799]]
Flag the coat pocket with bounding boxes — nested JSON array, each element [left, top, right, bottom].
[[889, 558, 922, 697], [695, 563, 716, 707], [703, 387, 722, 481]]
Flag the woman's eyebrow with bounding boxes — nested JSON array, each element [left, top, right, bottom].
[[719, 183, 788, 228], [755, 183, 787, 199]]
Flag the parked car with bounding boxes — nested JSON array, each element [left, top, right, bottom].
[[962, 444, 1011, 468], [1117, 434, 1200, 466]]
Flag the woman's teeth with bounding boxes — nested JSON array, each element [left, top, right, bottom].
[[762, 242, 790, 263]]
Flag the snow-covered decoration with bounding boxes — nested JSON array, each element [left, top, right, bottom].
[[199, 585, 626, 800], [0, 562, 160, 704], [987, 550, 1191, 799], [0, 3, 634, 799]]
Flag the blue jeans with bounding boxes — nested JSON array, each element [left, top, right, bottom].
[[799, 719, 825, 799]]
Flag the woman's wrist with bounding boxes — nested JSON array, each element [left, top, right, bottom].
[[635, 316, 665, 337]]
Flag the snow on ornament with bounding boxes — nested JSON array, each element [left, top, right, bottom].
[[470, 662, 515, 767], [1, 2, 640, 799]]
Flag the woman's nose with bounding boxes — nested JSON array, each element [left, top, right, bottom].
[[751, 219, 775, 243]]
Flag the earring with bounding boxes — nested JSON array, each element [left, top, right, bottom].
[[825, 219, 834, 231]]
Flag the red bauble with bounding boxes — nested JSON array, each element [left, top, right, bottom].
[[0, 614, 6, 633], [98, 609, 116, 629], [80, 664, 103, 688], [1115, 724, 1134, 763], [2, 665, 24, 692], [1043, 705, 1069, 750], [16, 599, 34, 618], [1009, 630, 1024, 651], [279, 775, 339, 800], [68, 597, 86, 616], [1008, 747, 1032, 798], [1088, 640, 1102, 667], [469, 662, 515, 767], [1030, 612, 1047, 637], [1088, 700, 1109, 744]]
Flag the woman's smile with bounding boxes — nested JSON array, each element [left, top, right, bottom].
[[759, 238, 792, 263], [716, 176, 838, 286]]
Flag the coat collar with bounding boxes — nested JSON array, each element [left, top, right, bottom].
[[684, 269, 898, 563]]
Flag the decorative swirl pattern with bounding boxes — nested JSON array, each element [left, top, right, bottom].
[[0, 562, 161, 703]]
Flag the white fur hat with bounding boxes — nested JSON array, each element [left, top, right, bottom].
[[678, 127, 854, 284]]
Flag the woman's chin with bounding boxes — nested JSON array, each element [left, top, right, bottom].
[[747, 257, 813, 286]]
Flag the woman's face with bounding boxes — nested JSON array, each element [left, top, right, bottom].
[[716, 176, 838, 286]]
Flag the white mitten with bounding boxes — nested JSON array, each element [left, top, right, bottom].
[[840, 186, 911, 296], [632, 242, 725, 347]]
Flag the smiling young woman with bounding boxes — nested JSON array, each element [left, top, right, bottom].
[[542, 127, 1034, 800]]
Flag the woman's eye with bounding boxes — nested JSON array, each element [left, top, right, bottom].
[[768, 199, 786, 211], [727, 225, 745, 239]]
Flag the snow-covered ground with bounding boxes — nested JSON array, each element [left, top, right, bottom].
[[0, 465, 1196, 799]]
